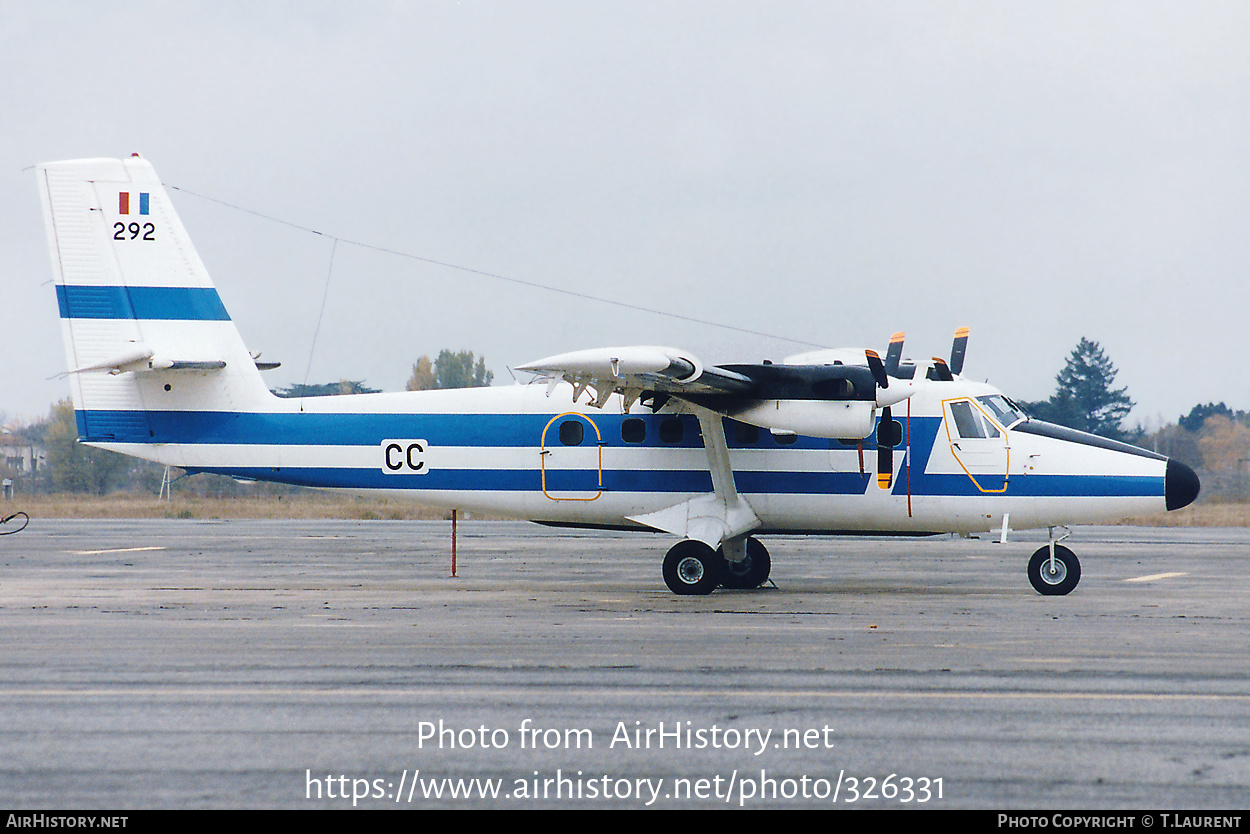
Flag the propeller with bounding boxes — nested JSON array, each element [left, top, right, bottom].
[[866, 344, 915, 407], [884, 331, 905, 377], [949, 326, 969, 376], [930, 357, 953, 382], [864, 349, 889, 389], [877, 406, 894, 489], [866, 328, 965, 488], [873, 333, 908, 489], [876, 406, 904, 489]]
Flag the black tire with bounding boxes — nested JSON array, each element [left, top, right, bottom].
[[719, 537, 771, 589], [663, 540, 724, 595], [1027, 545, 1081, 596]]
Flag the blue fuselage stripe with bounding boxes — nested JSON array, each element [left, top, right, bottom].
[[79, 408, 1165, 499], [79, 409, 824, 449], [185, 464, 1161, 498]]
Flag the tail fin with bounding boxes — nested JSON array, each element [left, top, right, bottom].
[[37, 156, 273, 445]]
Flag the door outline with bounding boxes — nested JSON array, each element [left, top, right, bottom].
[[540, 412, 603, 501], [942, 397, 1010, 493]]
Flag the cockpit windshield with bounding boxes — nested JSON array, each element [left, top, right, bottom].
[[976, 395, 1028, 429]]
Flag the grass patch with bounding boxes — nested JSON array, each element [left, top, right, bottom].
[[1117, 502, 1250, 527], [1, 493, 463, 520]]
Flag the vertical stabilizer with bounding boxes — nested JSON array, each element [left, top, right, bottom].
[[37, 156, 274, 443]]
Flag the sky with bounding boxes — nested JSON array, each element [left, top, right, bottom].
[[3, 1, 1248, 429]]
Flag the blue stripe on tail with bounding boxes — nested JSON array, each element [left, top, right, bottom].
[[56, 286, 230, 320]]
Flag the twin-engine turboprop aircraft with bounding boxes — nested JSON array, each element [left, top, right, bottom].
[[37, 156, 1201, 596]]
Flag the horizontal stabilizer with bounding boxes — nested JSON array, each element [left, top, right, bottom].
[[69, 344, 226, 375]]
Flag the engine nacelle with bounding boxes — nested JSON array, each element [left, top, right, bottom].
[[711, 399, 877, 440], [517, 346, 702, 382]]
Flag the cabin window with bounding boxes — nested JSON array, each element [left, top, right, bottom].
[[773, 432, 799, 446], [659, 416, 685, 444], [559, 419, 584, 446], [976, 395, 1026, 429], [621, 417, 646, 443], [949, 400, 1000, 439]]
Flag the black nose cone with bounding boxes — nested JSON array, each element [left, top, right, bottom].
[[1165, 459, 1201, 511]]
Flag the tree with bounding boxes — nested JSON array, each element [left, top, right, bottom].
[[43, 400, 128, 494], [1022, 338, 1134, 440], [406, 355, 436, 391], [1179, 402, 1234, 433], [272, 380, 381, 398], [407, 350, 494, 391], [1150, 422, 1203, 469], [1196, 415, 1250, 474]]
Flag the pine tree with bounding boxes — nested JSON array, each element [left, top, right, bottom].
[[1025, 338, 1134, 440]]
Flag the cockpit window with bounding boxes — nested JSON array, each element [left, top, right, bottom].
[[976, 395, 1027, 429], [949, 400, 1001, 439]]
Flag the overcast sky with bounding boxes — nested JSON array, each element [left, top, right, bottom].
[[3, 1, 1248, 428]]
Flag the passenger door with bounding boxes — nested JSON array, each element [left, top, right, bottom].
[[943, 398, 1009, 492], [540, 413, 603, 501]]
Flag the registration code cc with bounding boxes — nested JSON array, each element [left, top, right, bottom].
[[382, 440, 430, 474]]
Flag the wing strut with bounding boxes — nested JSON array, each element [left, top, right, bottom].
[[627, 406, 760, 556]]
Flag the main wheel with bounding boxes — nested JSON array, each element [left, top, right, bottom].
[[663, 540, 724, 595], [719, 537, 771, 589], [1027, 545, 1081, 596]]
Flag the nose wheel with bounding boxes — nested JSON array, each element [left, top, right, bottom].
[[1027, 545, 1081, 595]]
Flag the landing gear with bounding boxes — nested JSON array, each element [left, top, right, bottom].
[[720, 537, 771, 589], [663, 540, 724, 595], [1027, 545, 1081, 596], [663, 537, 771, 594]]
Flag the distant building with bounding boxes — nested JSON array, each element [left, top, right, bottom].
[[1, 432, 46, 493]]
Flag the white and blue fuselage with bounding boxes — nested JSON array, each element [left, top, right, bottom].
[[39, 156, 1199, 595], [70, 379, 1186, 536]]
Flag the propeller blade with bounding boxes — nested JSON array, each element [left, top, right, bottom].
[[877, 406, 894, 489], [884, 331, 905, 377], [949, 326, 969, 376], [865, 350, 889, 389], [931, 357, 953, 382]]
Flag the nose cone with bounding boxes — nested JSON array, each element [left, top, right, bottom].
[[1165, 459, 1201, 511]]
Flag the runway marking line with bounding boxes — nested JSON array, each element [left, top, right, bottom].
[[3, 686, 1248, 702], [1124, 572, 1188, 583], [70, 546, 167, 555]]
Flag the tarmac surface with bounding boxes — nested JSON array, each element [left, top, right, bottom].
[[0, 518, 1247, 809]]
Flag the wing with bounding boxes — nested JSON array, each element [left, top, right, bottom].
[[517, 345, 913, 438], [515, 346, 753, 405]]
